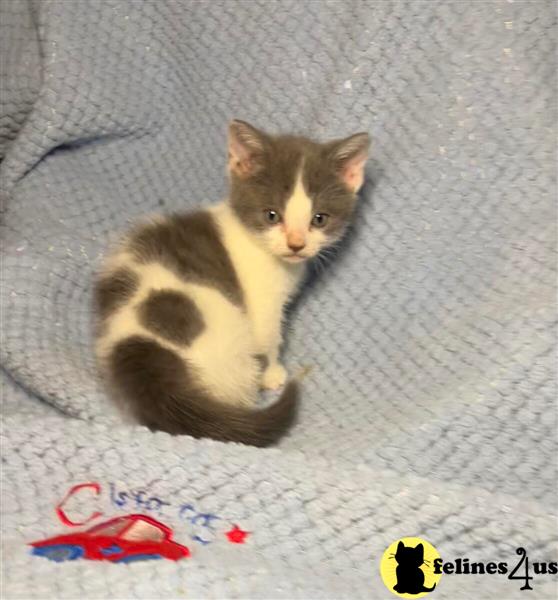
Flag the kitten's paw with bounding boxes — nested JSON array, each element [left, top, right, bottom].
[[261, 363, 287, 390]]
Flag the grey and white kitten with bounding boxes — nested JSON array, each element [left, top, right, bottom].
[[94, 120, 369, 446]]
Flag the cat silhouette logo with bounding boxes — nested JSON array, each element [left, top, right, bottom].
[[380, 537, 442, 598]]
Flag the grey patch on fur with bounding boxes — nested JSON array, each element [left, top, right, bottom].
[[137, 289, 204, 346], [129, 211, 244, 307], [110, 335, 298, 446], [302, 135, 368, 237], [229, 131, 307, 231], [229, 122, 367, 238], [253, 353, 269, 369], [94, 267, 139, 320]]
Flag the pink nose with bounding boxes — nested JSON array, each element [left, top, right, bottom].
[[288, 241, 305, 253]]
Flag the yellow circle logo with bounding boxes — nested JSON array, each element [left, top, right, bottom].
[[380, 537, 442, 598]]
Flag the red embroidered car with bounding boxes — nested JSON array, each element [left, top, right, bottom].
[[30, 514, 190, 563]]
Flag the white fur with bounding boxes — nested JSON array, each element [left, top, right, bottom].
[[96, 202, 306, 409], [284, 173, 312, 248], [262, 170, 329, 262], [96, 258, 260, 405], [211, 202, 305, 385]]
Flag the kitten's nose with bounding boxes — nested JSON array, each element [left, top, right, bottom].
[[287, 241, 306, 253]]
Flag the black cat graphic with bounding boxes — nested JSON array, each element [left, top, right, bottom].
[[393, 541, 436, 594]]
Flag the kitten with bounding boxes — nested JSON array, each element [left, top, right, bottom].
[[94, 120, 369, 446], [393, 541, 436, 594]]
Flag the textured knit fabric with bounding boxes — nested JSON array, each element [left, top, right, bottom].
[[1, 1, 557, 598]]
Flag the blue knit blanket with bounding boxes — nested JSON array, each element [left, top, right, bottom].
[[1, 1, 556, 597]]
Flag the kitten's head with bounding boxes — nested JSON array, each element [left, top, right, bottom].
[[395, 541, 424, 567], [227, 120, 370, 263]]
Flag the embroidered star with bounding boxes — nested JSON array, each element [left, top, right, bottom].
[[225, 525, 249, 544]]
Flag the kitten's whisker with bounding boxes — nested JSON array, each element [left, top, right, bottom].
[[312, 253, 327, 276], [316, 248, 339, 266], [319, 254, 330, 273], [319, 251, 337, 263], [319, 242, 343, 258]]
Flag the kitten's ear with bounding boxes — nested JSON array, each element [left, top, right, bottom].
[[331, 132, 370, 193], [397, 541, 404, 552], [228, 120, 267, 178], [415, 544, 424, 559]]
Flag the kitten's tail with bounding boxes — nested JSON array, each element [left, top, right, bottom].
[[109, 336, 298, 447], [422, 584, 436, 592]]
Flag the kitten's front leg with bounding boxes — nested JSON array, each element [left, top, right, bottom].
[[253, 316, 287, 390], [249, 268, 303, 391]]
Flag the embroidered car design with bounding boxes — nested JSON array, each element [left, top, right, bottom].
[[30, 514, 190, 563]]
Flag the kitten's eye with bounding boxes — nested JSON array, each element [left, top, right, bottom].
[[264, 209, 281, 224], [311, 213, 329, 228]]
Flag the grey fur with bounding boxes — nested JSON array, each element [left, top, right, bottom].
[[137, 289, 204, 346], [94, 267, 139, 320], [110, 336, 298, 446], [229, 121, 369, 239], [129, 211, 244, 306]]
